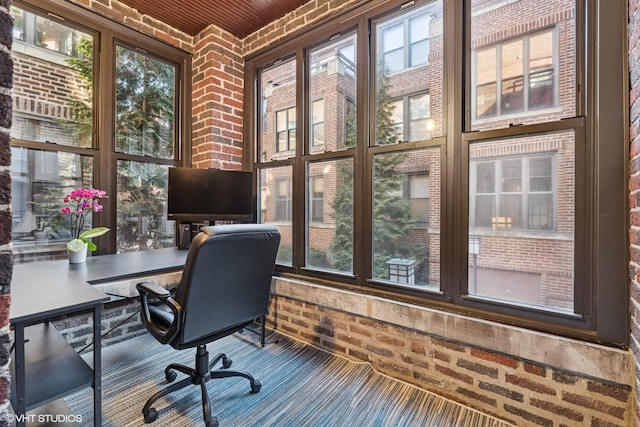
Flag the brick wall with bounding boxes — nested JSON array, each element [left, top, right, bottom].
[[54, 299, 147, 351], [68, 0, 192, 52], [628, 0, 640, 424], [0, 0, 11, 423]]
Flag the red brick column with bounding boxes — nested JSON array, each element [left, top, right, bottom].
[[192, 27, 244, 170], [0, 0, 12, 423], [629, 0, 640, 423]]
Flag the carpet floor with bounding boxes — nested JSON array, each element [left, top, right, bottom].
[[65, 330, 513, 427]]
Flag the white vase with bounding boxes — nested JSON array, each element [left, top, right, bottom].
[[68, 243, 88, 264]]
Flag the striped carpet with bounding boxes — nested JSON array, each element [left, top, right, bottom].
[[65, 331, 513, 426]]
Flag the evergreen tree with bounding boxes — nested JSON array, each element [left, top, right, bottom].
[[328, 97, 356, 272], [330, 66, 420, 279]]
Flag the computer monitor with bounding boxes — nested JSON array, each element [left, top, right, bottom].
[[167, 167, 254, 223]]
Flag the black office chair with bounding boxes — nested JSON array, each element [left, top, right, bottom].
[[136, 224, 281, 427]]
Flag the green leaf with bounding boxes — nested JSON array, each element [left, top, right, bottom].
[[85, 241, 97, 252], [78, 227, 110, 240]]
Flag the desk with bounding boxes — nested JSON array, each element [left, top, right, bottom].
[[10, 262, 109, 427], [10, 248, 187, 426]]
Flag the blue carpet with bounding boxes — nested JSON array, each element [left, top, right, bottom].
[[65, 331, 513, 426]]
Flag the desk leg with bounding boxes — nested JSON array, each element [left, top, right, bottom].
[[13, 323, 26, 427], [93, 306, 102, 426]]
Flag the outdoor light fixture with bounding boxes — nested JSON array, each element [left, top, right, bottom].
[[386, 258, 416, 285]]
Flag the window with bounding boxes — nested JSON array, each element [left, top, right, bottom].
[[275, 178, 293, 221], [12, 6, 88, 58], [276, 107, 296, 152], [408, 173, 430, 225], [345, 98, 356, 144], [379, 10, 430, 73], [473, 28, 558, 124], [114, 44, 177, 252], [470, 154, 555, 231], [246, 0, 627, 344], [373, 149, 437, 288], [391, 93, 432, 142], [306, 158, 354, 274], [309, 176, 324, 223], [10, 0, 189, 262], [310, 99, 325, 148]]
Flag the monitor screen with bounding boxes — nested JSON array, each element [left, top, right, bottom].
[[167, 168, 254, 222]]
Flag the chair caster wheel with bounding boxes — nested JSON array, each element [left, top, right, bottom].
[[206, 415, 219, 427], [165, 369, 177, 383], [251, 380, 262, 393], [222, 356, 232, 369], [143, 408, 158, 423]]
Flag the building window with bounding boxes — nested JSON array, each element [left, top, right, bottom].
[[391, 93, 432, 143], [379, 10, 430, 73], [473, 28, 556, 122], [345, 98, 356, 145], [276, 107, 296, 152], [408, 173, 430, 225], [275, 178, 293, 221], [260, 58, 297, 161], [9, 0, 188, 262], [311, 99, 325, 148], [309, 176, 324, 223], [11, 6, 89, 58], [470, 154, 554, 231]]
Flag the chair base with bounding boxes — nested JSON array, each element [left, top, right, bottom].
[[142, 344, 261, 426]]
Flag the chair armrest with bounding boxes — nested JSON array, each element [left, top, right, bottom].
[[137, 281, 171, 298], [137, 281, 181, 344]]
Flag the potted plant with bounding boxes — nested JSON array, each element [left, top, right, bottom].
[[59, 187, 110, 263]]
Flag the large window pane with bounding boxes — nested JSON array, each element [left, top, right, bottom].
[[309, 33, 357, 153], [11, 6, 93, 148], [116, 161, 174, 252], [11, 148, 93, 263], [375, 1, 443, 145], [471, 1, 574, 130], [373, 148, 440, 290], [307, 159, 354, 274], [259, 166, 294, 265], [260, 59, 297, 161], [468, 130, 574, 312], [115, 45, 176, 159]]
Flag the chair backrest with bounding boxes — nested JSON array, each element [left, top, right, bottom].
[[174, 224, 280, 345]]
